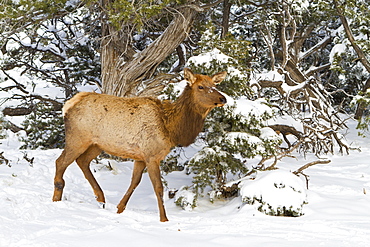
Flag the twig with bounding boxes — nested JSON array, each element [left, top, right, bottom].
[[258, 140, 301, 167], [22, 152, 34, 167]]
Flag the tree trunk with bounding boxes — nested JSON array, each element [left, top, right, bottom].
[[100, 5, 198, 97], [221, 0, 231, 38]]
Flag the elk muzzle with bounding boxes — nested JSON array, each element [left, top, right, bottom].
[[215, 94, 227, 107]]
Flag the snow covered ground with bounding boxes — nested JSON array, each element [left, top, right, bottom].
[[1, 119, 370, 247]]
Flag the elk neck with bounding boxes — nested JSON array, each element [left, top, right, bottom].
[[163, 85, 211, 147]]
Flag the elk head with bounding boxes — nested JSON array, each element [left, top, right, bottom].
[[183, 68, 227, 112]]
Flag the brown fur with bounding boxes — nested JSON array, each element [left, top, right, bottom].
[[52, 68, 227, 222]]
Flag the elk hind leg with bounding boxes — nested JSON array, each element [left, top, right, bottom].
[[53, 145, 89, 201], [117, 160, 146, 213], [76, 145, 105, 207]]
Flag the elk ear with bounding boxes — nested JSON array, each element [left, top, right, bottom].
[[212, 71, 227, 84], [184, 68, 196, 86]]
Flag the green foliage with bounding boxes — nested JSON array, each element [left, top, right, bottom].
[[197, 23, 252, 69], [2, 0, 367, 214], [0, 0, 69, 18], [174, 186, 197, 211], [106, 0, 181, 31], [20, 103, 64, 150], [1, 0, 101, 101], [160, 147, 185, 173], [242, 195, 305, 217], [352, 90, 370, 136], [191, 24, 252, 98], [187, 102, 281, 196]]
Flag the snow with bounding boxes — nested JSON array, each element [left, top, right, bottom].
[[260, 126, 280, 141], [240, 170, 307, 216], [329, 43, 347, 64], [1, 118, 370, 246], [256, 70, 285, 83], [226, 132, 263, 147], [233, 97, 273, 118], [186, 48, 248, 79], [187, 48, 230, 67], [174, 186, 196, 211], [190, 147, 217, 163]]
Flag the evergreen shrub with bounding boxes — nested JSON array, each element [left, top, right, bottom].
[[20, 102, 64, 149]]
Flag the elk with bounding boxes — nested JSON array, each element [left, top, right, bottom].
[[52, 68, 227, 222]]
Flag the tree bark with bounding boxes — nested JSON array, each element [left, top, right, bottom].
[[100, 4, 198, 97], [221, 0, 231, 38]]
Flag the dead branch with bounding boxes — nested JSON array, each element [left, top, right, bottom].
[[1, 70, 29, 94], [2, 94, 63, 113], [3, 107, 33, 116], [258, 140, 301, 168], [284, 60, 307, 84], [1, 120, 24, 133], [258, 80, 285, 95], [305, 63, 331, 77], [293, 159, 331, 175], [171, 45, 186, 73], [269, 124, 303, 147]]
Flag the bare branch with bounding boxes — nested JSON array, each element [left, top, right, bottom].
[[198, 0, 224, 10], [257, 141, 301, 169], [305, 63, 331, 77], [258, 79, 285, 95], [171, 45, 186, 73], [1, 70, 29, 94], [299, 36, 333, 62], [293, 159, 331, 175]]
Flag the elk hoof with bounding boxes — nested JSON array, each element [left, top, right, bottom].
[[160, 217, 169, 222], [116, 204, 123, 213], [52, 194, 62, 202], [98, 201, 105, 209]]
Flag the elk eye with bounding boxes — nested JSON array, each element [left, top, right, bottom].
[[198, 86, 204, 89]]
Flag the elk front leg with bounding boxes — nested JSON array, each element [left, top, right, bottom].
[[147, 163, 168, 222], [117, 160, 146, 213]]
